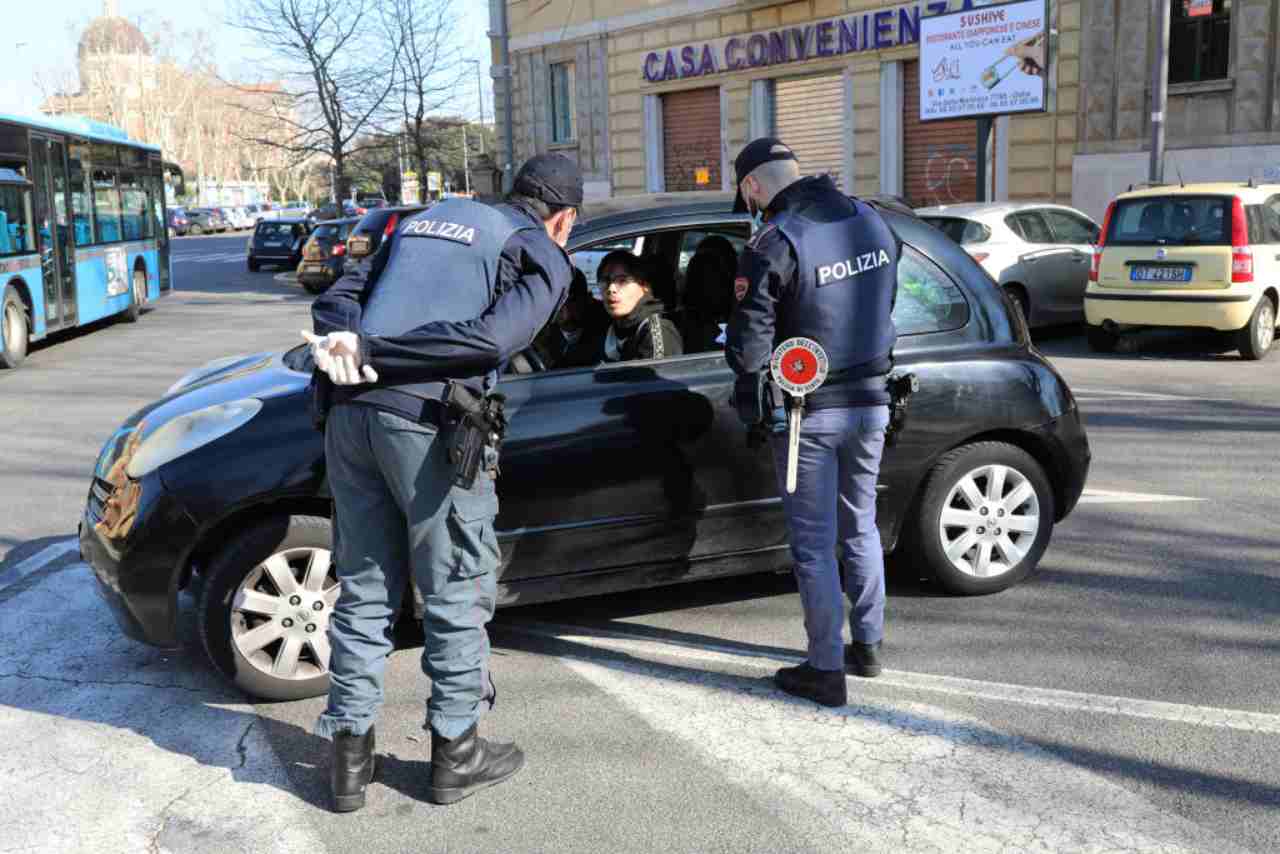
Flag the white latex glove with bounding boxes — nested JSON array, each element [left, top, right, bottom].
[[301, 331, 379, 385]]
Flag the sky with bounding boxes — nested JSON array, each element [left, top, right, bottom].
[[0, 0, 493, 124]]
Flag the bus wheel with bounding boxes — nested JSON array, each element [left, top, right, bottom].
[[1, 285, 29, 369], [124, 269, 146, 323]]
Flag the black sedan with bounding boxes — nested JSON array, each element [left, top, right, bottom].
[[296, 216, 360, 294], [79, 192, 1090, 701], [344, 205, 430, 261], [246, 218, 308, 272]]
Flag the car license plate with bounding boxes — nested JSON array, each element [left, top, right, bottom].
[[1130, 265, 1192, 283], [304, 264, 325, 274], [263, 240, 285, 247]]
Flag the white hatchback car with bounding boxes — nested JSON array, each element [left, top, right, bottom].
[[917, 202, 1101, 327]]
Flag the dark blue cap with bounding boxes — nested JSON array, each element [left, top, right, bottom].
[[733, 138, 797, 212], [513, 154, 584, 208]]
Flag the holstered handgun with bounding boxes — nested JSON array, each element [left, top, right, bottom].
[[445, 383, 507, 489], [885, 372, 919, 447]]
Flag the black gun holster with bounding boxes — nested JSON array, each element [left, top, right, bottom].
[[444, 383, 507, 489]]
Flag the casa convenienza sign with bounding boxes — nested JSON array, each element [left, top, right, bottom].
[[641, 0, 989, 83]]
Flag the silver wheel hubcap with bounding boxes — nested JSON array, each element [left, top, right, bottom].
[[3, 303, 20, 351], [938, 464, 1041, 579], [231, 547, 339, 681], [1257, 302, 1275, 353]]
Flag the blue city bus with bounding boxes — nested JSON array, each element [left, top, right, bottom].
[[0, 113, 176, 369]]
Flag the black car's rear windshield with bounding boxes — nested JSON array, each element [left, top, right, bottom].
[[257, 222, 296, 239], [313, 222, 354, 240], [1106, 196, 1231, 246], [922, 217, 991, 245]]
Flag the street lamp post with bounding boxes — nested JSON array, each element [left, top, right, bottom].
[[465, 59, 486, 155]]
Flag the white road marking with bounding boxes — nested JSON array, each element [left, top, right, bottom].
[[530, 624, 1240, 852], [1078, 488, 1202, 504], [0, 537, 79, 593], [0, 563, 322, 853], [1072, 387, 1215, 403], [510, 621, 1280, 735]]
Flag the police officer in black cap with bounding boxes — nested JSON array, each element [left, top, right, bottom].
[[726, 138, 898, 708], [304, 154, 582, 810]]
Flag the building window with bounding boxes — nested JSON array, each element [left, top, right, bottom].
[[1169, 0, 1231, 84], [550, 62, 575, 143]]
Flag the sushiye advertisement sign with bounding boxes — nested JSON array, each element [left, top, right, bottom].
[[919, 0, 1049, 121]]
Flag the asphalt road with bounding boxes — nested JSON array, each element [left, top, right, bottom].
[[1, 233, 1277, 853]]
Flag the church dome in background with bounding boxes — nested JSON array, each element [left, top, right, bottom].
[[78, 15, 151, 59]]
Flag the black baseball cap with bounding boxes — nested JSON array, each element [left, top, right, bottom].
[[512, 153, 584, 208], [732, 137, 798, 213]]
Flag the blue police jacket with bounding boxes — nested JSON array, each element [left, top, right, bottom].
[[312, 198, 573, 423], [726, 175, 898, 409]]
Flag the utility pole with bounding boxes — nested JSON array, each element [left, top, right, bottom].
[[466, 59, 486, 155], [1149, 0, 1170, 184], [461, 123, 470, 195]]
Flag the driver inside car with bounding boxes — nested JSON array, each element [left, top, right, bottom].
[[596, 250, 683, 363]]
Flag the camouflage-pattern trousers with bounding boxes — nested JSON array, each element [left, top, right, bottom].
[[314, 403, 499, 741]]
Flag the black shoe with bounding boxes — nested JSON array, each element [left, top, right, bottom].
[[428, 723, 525, 805], [774, 663, 847, 707], [845, 641, 883, 678], [331, 726, 376, 813]]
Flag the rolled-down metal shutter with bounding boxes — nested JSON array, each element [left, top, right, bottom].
[[662, 87, 721, 192], [903, 61, 979, 208], [775, 74, 845, 188]]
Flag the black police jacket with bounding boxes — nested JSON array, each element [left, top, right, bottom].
[[311, 199, 573, 423], [726, 175, 897, 409]]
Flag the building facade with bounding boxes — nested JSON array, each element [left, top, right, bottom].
[[1075, 0, 1280, 220], [492, 0, 1083, 207]]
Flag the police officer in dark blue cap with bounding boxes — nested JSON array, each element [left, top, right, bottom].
[[726, 138, 898, 708], [304, 154, 582, 810]]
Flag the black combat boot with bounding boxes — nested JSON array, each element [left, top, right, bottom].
[[845, 641, 883, 678], [774, 662, 847, 707], [428, 724, 525, 805], [330, 727, 376, 813]]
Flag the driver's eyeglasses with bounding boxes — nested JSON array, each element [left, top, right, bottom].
[[600, 274, 639, 287]]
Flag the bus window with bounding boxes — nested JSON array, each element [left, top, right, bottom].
[[0, 176, 34, 256], [120, 172, 148, 240], [93, 168, 122, 243], [68, 145, 92, 245]]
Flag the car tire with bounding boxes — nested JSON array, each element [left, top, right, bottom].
[[190, 224, 204, 236], [123, 268, 146, 323], [909, 441, 1055, 595], [1085, 323, 1119, 353], [1236, 296, 1276, 361], [2, 285, 29, 370], [248, 258, 260, 272], [197, 514, 337, 701]]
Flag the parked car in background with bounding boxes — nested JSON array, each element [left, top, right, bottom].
[[166, 207, 189, 237], [225, 207, 255, 230], [917, 202, 1100, 328], [1085, 182, 1280, 359], [80, 192, 1090, 701], [344, 204, 429, 261], [186, 208, 228, 235], [246, 218, 307, 271], [306, 204, 344, 230], [296, 216, 359, 294]]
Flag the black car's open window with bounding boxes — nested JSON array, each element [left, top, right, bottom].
[[894, 246, 970, 336]]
